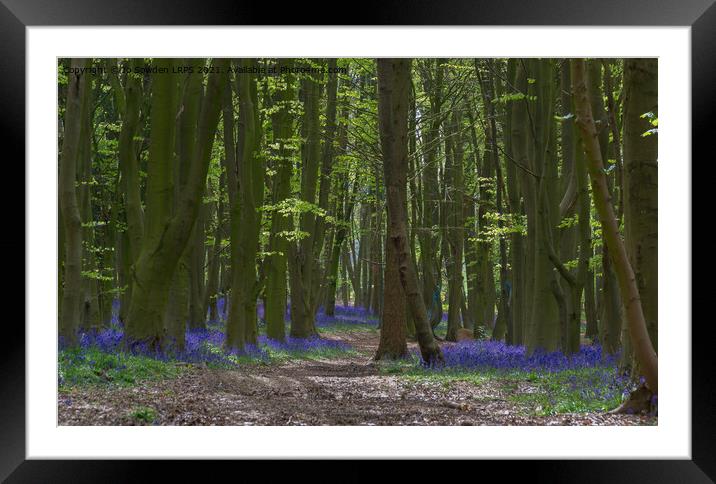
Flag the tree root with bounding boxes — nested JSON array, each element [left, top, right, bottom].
[[609, 383, 657, 416]]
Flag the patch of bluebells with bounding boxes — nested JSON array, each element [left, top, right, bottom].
[[60, 305, 355, 371], [314, 305, 379, 328], [61, 325, 268, 367], [334, 304, 374, 319], [259, 334, 351, 353], [216, 296, 228, 321], [420, 339, 621, 373], [561, 368, 634, 403], [216, 297, 375, 329], [418, 340, 636, 406]]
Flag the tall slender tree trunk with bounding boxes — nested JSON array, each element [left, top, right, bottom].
[[78, 80, 101, 331], [477, 61, 510, 342], [59, 58, 89, 347], [308, 59, 340, 321], [406, 86, 421, 336], [220, 76, 238, 326], [227, 59, 264, 350], [587, 60, 622, 355], [571, 58, 658, 394], [188, 196, 209, 328], [203, 174, 224, 323], [444, 106, 465, 341], [622, 58, 658, 364], [418, 60, 444, 331], [264, 60, 296, 341], [326, 174, 357, 316], [165, 58, 204, 348], [340, 254, 350, 306], [116, 59, 144, 322], [377, 58, 443, 365], [125, 58, 226, 350], [508, 60, 532, 346], [555, 61, 582, 354], [522, 59, 561, 354], [288, 62, 323, 338], [355, 205, 369, 308]]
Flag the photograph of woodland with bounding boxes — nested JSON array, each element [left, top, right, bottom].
[[57, 58, 658, 426]]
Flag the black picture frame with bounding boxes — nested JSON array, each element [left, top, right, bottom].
[[4, 1, 711, 481]]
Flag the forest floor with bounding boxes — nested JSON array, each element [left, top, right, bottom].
[[58, 325, 657, 426]]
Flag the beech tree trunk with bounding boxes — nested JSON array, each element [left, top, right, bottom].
[[525, 59, 561, 354], [622, 59, 658, 355], [506, 59, 527, 346], [375, 219, 408, 359], [125, 58, 226, 350], [308, 59, 340, 321], [377, 58, 443, 365], [587, 60, 622, 355], [571, 58, 658, 394], [227, 58, 264, 350], [203, 174, 224, 323], [418, 60, 444, 330], [264, 60, 296, 341], [444, 106, 465, 342], [59, 58, 89, 347], [165, 58, 205, 348], [288, 62, 323, 338]]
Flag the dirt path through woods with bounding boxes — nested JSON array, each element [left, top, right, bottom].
[[58, 330, 657, 426]]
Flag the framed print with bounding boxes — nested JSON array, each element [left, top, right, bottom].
[[4, 0, 711, 481]]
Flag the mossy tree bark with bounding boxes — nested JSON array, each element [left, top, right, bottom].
[[220, 75, 238, 318], [377, 58, 443, 365], [59, 58, 89, 347], [116, 59, 145, 318], [264, 60, 297, 341], [522, 59, 561, 354], [189, 198, 209, 328], [507, 60, 531, 346], [165, 58, 205, 348], [125, 58, 226, 350], [226, 59, 264, 350]]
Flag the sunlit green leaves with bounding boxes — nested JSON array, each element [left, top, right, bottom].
[[81, 269, 114, 282], [558, 214, 579, 229], [492, 92, 537, 105]]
